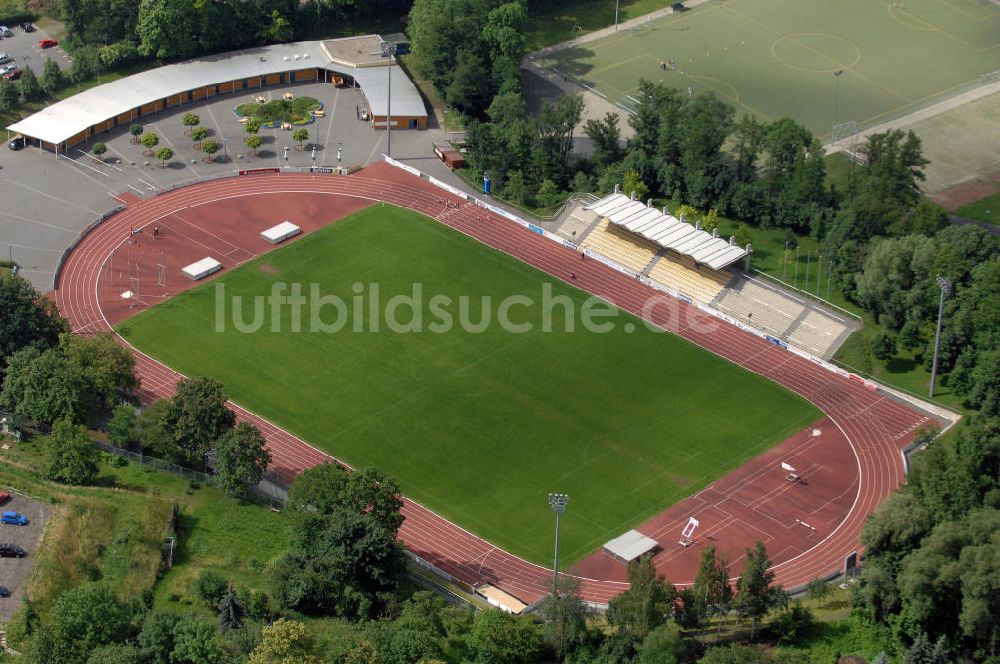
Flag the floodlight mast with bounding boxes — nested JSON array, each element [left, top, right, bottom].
[[380, 42, 397, 158], [928, 275, 952, 398], [548, 493, 569, 595]]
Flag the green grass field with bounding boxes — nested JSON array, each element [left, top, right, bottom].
[[545, 0, 999, 139], [118, 205, 820, 565]]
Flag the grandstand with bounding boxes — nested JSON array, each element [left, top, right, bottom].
[[580, 218, 659, 273], [573, 197, 858, 359], [647, 252, 731, 304]]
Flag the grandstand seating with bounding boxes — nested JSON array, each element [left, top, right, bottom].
[[710, 276, 853, 359], [579, 219, 659, 273], [647, 252, 732, 304]]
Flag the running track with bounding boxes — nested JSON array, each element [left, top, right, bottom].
[[54, 163, 930, 605]]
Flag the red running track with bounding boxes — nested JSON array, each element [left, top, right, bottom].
[[54, 163, 929, 605]]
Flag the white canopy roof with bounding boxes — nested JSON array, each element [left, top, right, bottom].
[[604, 530, 659, 562], [587, 193, 748, 270], [8, 38, 425, 146]]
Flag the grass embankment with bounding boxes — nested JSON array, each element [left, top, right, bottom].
[[954, 190, 1000, 226], [118, 204, 820, 565]]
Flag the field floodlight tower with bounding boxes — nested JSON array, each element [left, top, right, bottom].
[[928, 275, 952, 398], [548, 493, 570, 594]]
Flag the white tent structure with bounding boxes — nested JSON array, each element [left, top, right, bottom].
[[586, 193, 748, 270]]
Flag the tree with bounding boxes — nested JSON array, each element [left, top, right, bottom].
[[201, 139, 219, 162], [136, 0, 197, 60], [107, 404, 136, 448], [46, 418, 100, 485], [621, 169, 648, 202], [160, 376, 235, 467], [1, 346, 89, 424], [86, 644, 142, 664], [248, 619, 319, 664], [60, 332, 138, 410], [0, 274, 68, 375], [69, 45, 99, 83], [182, 112, 200, 134], [260, 8, 293, 43], [292, 128, 309, 149], [217, 586, 244, 633], [138, 610, 179, 664], [40, 57, 64, 97], [468, 609, 542, 664], [872, 332, 897, 362], [170, 614, 224, 664], [17, 66, 41, 102], [635, 623, 683, 664], [190, 126, 209, 145], [583, 112, 622, 167], [736, 540, 779, 640], [691, 545, 732, 631], [213, 421, 270, 496], [243, 119, 261, 135], [537, 577, 589, 660], [287, 463, 404, 536], [34, 581, 134, 664], [607, 555, 675, 645], [134, 400, 176, 461], [140, 131, 159, 156], [503, 170, 530, 207], [244, 134, 262, 157], [733, 223, 753, 247], [193, 570, 228, 607], [536, 179, 562, 210], [156, 147, 173, 166], [0, 79, 16, 113], [273, 508, 405, 618], [702, 209, 721, 234], [92, 142, 108, 161], [129, 124, 144, 144]]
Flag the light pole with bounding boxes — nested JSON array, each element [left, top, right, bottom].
[[548, 493, 569, 595], [832, 70, 844, 142], [380, 42, 397, 158], [337, 142, 343, 169], [615, 0, 620, 30], [929, 275, 952, 398], [283, 145, 289, 165]]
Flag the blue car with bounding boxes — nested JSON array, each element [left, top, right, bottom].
[[1, 511, 27, 526]]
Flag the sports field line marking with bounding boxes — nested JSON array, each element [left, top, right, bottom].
[[933, 0, 997, 21], [589, 53, 650, 77], [725, 4, 913, 104], [170, 210, 245, 254], [882, 0, 999, 50]]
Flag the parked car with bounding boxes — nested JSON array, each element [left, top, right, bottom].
[[0, 27, 12, 38], [1, 511, 27, 525], [20, 22, 34, 33], [0, 492, 10, 505], [38, 38, 57, 48], [0, 543, 26, 558], [8, 135, 25, 151], [0, 53, 11, 65], [0, 587, 9, 598], [2, 67, 20, 81]]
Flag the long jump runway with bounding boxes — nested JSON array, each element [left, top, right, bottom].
[[54, 163, 930, 605]]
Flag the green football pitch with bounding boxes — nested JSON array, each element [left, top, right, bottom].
[[119, 205, 820, 564], [544, 0, 999, 139]]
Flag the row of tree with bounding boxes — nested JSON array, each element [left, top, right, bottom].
[[855, 415, 1000, 661]]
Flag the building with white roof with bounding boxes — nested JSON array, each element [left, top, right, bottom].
[[7, 35, 427, 153]]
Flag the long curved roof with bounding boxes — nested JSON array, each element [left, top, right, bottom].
[[586, 193, 748, 270], [7, 37, 425, 145]]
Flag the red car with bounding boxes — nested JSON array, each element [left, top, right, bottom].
[[2, 68, 21, 81], [37, 39, 57, 49], [0, 493, 9, 505]]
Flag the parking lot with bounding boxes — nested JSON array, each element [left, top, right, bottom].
[[0, 21, 69, 79], [0, 492, 49, 622]]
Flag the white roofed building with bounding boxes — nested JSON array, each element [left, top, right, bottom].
[[7, 35, 427, 154]]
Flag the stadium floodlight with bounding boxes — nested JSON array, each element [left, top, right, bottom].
[[929, 275, 952, 398], [380, 42, 397, 158], [548, 493, 569, 594]]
